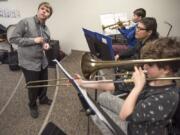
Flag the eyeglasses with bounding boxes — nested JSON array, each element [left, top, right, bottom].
[[136, 26, 147, 31]]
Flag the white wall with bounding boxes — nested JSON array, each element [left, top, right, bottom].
[[0, 0, 180, 54]]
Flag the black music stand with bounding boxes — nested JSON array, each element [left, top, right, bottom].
[[83, 29, 115, 100], [54, 59, 125, 135], [94, 32, 116, 100], [164, 21, 172, 37]]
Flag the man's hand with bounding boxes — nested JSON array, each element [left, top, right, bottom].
[[74, 74, 83, 86], [34, 37, 44, 44]]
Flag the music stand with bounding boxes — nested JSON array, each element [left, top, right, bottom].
[[53, 59, 125, 135], [83, 29, 115, 100]]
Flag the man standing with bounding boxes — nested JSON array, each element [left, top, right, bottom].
[[10, 2, 53, 118]]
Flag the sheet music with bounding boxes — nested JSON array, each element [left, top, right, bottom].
[[53, 59, 73, 80], [53, 59, 115, 132]]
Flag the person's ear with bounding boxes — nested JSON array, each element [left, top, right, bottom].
[[164, 66, 172, 75], [147, 30, 152, 36]]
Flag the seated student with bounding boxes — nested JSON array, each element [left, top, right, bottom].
[[75, 37, 180, 135], [113, 8, 146, 55], [115, 17, 159, 60], [114, 17, 159, 79]]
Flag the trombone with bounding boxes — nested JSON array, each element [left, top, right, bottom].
[[25, 71, 135, 88], [26, 52, 180, 88], [25, 78, 71, 88], [26, 73, 180, 88], [81, 52, 180, 80], [81, 77, 180, 84]]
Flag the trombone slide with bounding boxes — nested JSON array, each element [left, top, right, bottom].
[[26, 84, 71, 89]]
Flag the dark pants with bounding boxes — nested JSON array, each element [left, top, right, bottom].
[[21, 66, 48, 109]]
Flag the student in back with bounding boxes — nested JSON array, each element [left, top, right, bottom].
[[113, 8, 146, 55], [115, 17, 159, 60]]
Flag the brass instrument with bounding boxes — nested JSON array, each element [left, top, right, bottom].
[[93, 71, 133, 79], [25, 78, 71, 88], [26, 52, 180, 88], [81, 52, 180, 79], [82, 77, 180, 84], [102, 20, 131, 31], [25, 72, 134, 88], [27, 76, 180, 88]]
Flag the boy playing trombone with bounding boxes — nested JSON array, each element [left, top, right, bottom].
[[75, 37, 180, 135]]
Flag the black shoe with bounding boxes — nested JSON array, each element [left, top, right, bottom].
[[30, 108, 39, 118], [39, 99, 52, 105]]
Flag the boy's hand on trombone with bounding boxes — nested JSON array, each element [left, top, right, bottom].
[[132, 66, 146, 91], [114, 54, 120, 61], [74, 74, 84, 86]]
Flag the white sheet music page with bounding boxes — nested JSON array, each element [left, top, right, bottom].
[[53, 59, 73, 80]]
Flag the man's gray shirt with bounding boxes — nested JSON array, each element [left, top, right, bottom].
[[9, 16, 50, 71]]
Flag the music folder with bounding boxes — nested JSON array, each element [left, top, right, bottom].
[[82, 28, 115, 61], [82, 28, 99, 58], [95, 32, 114, 61], [53, 59, 125, 135]]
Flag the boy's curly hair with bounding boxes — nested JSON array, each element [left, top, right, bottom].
[[141, 37, 180, 72]]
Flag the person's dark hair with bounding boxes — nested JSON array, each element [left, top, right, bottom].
[[140, 17, 159, 41], [141, 37, 180, 72], [133, 8, 146, 18], [38, 2, 53, 17]]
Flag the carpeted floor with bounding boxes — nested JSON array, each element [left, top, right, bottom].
[[0, 50, 102, 135]]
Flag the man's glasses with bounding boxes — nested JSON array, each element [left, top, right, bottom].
[[136, 26, 147, 31]]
